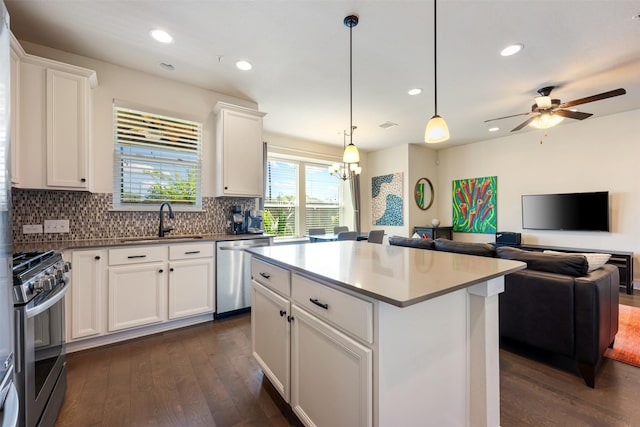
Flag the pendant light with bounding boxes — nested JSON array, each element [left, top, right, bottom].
[[343, 15, 360, 164], [328, 129, 362, 180], [425, 0, 450, 143]]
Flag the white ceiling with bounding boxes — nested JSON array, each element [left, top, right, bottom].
[[5, 0, 640, 152]]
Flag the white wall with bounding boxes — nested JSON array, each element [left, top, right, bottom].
[[408, 143, 440, 231], [19, 40, 257, 196], [436, 109, 640, 280]]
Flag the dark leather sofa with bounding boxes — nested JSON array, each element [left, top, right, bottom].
[[388, 237, 620, 387]]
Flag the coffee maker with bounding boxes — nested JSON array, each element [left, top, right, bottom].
[[244, 210, 264, 234], [230, 205, 244, 234]]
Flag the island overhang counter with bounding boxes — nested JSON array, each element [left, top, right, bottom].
[[247, 241, 526, 427]]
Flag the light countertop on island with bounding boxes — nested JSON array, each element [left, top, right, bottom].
[[247, 241, 526, 307]]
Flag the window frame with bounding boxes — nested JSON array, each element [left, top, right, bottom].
[[112, 104, 203, 211]]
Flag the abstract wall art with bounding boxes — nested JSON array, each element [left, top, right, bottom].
[[452, 176, 497, 233], [372, 172, 403, 226]]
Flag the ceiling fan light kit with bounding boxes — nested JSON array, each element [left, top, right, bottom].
[[425, 0, 449, 143]]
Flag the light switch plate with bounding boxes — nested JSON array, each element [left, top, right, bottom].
[[44, 219, 70, 233], [23, 224, 43, 234]]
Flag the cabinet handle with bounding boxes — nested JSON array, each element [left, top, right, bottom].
[[309, 298, 329, 310], [127, 255, 147, 259], [80, 178, 86, 182], [94, 255, 101, 260], [170, 268, 174, 272], [279, 310, 286, 317], [287, 315, 294, 323], [185, 251, 200, 255], [224, 186, 228, 190], [158, 269, 164, 273], [259, 272, 271, 279]]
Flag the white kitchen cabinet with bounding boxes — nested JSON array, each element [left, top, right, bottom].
[[251, 281, 291, 401], [68, 249, 107, 340], [108, 262, 167, 331], [168, 242, 215, 319], [290, 304, 372, 427], [251, 258, 372, 427], [214, 102, 266, 197], [10, 37, 20, 185], [10, 35, 96, 190]]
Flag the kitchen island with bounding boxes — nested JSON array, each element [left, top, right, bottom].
[[247, 241, 526, 427]]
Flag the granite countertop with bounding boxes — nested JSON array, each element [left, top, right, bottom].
[[14, 233, 273, 253], [247, 241, 526, 307]]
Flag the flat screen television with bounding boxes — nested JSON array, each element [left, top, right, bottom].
[[521, 191, 610, 232]]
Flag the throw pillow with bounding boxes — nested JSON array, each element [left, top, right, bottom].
[[496, 246, 589, 276], [543, 250, 611, 272]]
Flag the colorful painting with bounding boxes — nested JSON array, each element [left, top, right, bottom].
[[452, 176, 497, 233], [372, 173, 403, 226]]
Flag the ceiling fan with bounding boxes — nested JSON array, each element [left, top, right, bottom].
[[484, 86, 627, 132]]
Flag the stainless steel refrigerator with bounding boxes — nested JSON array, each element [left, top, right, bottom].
[[0, 1, 18, 425]]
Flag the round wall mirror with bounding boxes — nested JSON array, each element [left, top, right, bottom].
[[414, 177, 434, 210]]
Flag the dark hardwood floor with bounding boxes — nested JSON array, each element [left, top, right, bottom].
[[56, 290, 640, 427]]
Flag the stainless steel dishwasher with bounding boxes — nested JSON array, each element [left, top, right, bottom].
[[215, 237, 272, 318]]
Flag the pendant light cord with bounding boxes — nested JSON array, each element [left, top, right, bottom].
[[349, 20, 353, 143], [433, 0, 438, 116]]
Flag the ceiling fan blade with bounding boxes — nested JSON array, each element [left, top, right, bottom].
[[559, 88, 626, 108], [555, 109, 593, 120], [511, 116, 537, 132], [484, 112, 531, 123]]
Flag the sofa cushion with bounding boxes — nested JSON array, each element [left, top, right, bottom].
[[497, 246, 588, 276], [543, 250, 611, 272], [388, 236, 435, 249], [433, 238, 497, 257]]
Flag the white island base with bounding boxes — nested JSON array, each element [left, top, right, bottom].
[[376, 279, 502, 427]]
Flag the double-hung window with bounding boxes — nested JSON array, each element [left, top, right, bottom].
[[113, 106, 202, 210], [264, 154, 348, 239]]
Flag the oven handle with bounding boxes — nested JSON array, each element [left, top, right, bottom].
[[25, 281, 70, 319]]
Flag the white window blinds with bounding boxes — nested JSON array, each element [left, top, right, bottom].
[[113, 106, 202, 209]]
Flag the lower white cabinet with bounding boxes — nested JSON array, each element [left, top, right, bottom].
[[251, 281, 291, 400], [169, 258, 214, 319], [290, 304, 372, 427], [68, 249, 107, 339], [108, 262, 167, 331]]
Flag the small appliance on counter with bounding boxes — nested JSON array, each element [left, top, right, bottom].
[[229, 205, 245, 234], [244, 210, 264, 234]]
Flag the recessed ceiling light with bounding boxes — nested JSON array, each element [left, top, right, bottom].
[[236, 60, 252, 71], [500, 43, 523, 57], [150, 29, 173, 44], [488, 127, 500, 132], [408, 88, 422, 96], [160, 62, 174, 71]]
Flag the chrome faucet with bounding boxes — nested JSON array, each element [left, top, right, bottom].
[[159, 202, 175, 237]]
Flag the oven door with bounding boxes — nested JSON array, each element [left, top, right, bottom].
[[15, 281, 69, 427]]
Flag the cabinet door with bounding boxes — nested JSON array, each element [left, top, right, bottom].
[[10, 45, 20, 185], [291, 305, 372, 427], [252, 281, 290, 402], [218, 107, 264, 197], [108, 263, 167, 331], [46, 68, 90, 189], [168, 258, 214, 319], [69, 249, 107, 340]]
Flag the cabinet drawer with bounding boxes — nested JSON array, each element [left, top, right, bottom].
[[292, 274, 373, 344], [252, 258, 290, 297], [169, 242, 214, 260], [109, 246, 167, 266]]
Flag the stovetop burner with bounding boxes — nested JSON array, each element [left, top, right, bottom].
[[12, 250, 56, 275], [12, 249, 69, 305]]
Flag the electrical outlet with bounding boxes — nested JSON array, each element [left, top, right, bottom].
[[44, 219, 70, 233], [23, 224, 43, 234]]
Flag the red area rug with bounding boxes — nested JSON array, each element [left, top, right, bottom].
[[604, 305, 640, 367]]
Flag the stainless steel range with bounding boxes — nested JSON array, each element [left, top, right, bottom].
[[12, 250, 70, 427]]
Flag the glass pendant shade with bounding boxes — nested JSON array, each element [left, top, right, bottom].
[[342, 143, 360, 163], [424, 114, 450, 143], [528, 112, 564, 129]]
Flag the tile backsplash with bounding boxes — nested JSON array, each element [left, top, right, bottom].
[[12, 189, 257, 244]]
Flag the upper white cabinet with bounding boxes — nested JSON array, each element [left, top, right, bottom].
[[10, 33, 97, 191], [214, 102, 266, 197]]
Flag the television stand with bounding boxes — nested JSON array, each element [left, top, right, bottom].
[[514, 244, 634, 294]]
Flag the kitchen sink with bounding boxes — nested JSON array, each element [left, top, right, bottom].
[[118, 235, 205, 244]]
